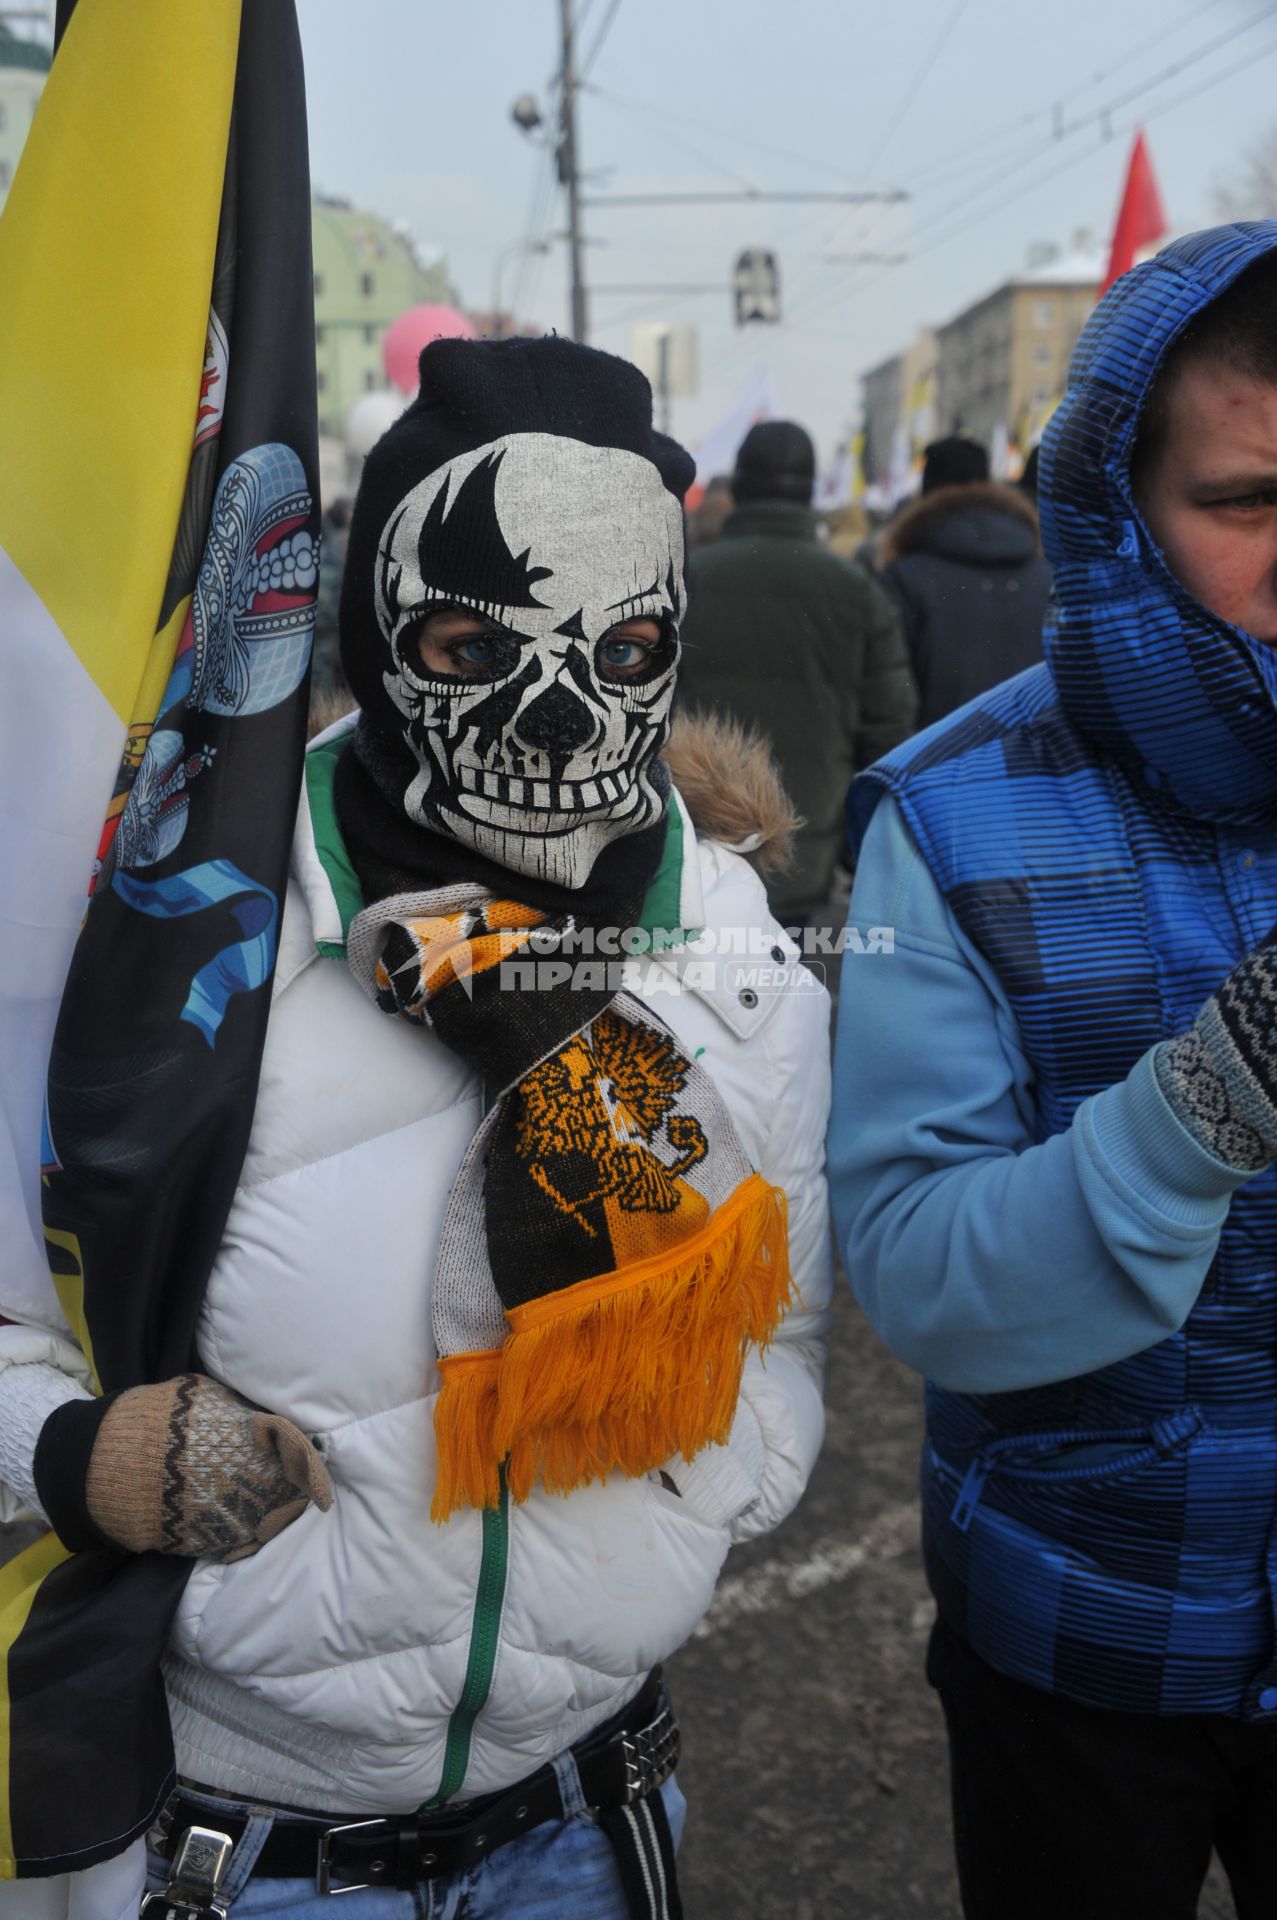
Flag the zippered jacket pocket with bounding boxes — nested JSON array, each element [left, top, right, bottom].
[[939, 1406, 1206, 1533]]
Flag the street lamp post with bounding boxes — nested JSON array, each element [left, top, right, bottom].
[[558, 0, 587, 342], [510, 7, 589, 346]]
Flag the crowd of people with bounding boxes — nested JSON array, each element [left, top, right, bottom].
[[4, 217, 1277, 1920]]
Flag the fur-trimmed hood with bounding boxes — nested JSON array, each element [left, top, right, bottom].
[[663, 707, 798, 878], [306, 697, 798, 880], [880, 480, 1040, 569]]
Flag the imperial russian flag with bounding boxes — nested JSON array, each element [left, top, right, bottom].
[[0, 0, 318, 1884]]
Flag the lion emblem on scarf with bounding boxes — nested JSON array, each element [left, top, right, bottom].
[[515, 1010, 708, 1237]]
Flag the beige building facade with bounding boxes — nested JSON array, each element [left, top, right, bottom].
[[861, 351, 903, 492], [934, 247, 1101, 454], [861, 328, 937, 495]]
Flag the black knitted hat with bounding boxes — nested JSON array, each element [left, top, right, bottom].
[[732, 420, 816, 505], [340, 334, 696, 718], [921, 434, 989, 494]]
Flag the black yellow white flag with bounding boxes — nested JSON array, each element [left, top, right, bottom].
[[0, 0, 318, 1894]]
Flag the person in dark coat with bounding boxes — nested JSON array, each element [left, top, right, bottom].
[[677, 420, 917, 927], [877, 460, 1052, 731]]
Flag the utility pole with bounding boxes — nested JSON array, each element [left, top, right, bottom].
[[558, 0, 588, 342]]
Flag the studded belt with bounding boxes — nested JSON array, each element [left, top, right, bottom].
[[145, 1669, 681, 1909]]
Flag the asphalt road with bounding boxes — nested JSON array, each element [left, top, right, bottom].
[[0, 1290, 1237, 1917], [667, 1285, 959, 1919]]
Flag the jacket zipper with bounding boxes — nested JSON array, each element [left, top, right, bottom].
[[947, 1408, 1204, 1534], [412, 820, 685, 1811], [423, 1469, 510, 1809]]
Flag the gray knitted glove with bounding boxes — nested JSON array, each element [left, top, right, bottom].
[[81, 1374, 332, 1561], [1154, 942, 1277, 1173]]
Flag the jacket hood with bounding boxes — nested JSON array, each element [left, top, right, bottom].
[[1039, 221, 1277, 822], [881, 482, 1039, 569], [664, 708, 798, 878]]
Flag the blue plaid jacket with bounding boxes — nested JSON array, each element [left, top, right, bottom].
[[852, 223, 1277, 1718]]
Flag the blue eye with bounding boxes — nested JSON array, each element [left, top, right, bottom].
[[597, 629, 667, 680], [456, 635, 500, 665], [433, 628, 519, 677]]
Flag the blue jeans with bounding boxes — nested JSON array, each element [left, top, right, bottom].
[[145, 1755, 686, 1919]]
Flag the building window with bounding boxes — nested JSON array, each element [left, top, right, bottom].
[[0, 102, 7, 132], [1034, 299, 1055, 328], [364, 324, 376, 345], [360, 272, 374, 298], [1034, 342, 1051, 366], [1032, 384, 1050, 407], [0, 160, 9, 190], [364, 371, 378, 391], [315, 324, 325, 346], [317, 370, 326, 393], [314, 273, 324, 298]]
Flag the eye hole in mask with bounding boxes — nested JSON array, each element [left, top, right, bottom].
[[595, 613, 678, 688], [399, 604, 524, 685]]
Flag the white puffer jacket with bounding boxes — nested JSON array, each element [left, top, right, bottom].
[[0, 723, 833, 1822]]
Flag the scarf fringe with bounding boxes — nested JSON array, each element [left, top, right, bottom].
[[431, 1174, 791, 1521]]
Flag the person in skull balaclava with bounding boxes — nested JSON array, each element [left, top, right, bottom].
[[337, 335, 693, 900], [12, 336, 833, 1920]]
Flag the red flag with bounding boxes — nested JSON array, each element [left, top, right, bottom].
[[1101, 129, 1168, 296]]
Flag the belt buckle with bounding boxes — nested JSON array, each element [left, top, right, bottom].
[[316, 1817, 392, 1897], [618, 1701, 681, 1806], [140, 1826, 234, 1920]]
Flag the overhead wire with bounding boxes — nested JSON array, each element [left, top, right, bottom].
[[771, 0, 973, 356], [579, 0, 623, 82], [589, 0, 1275, 419], [858, 0, 972, 180], [594, 87, 760, 192], [850, 0, 1275, 297], [586, 0, 1235, 347], [785, 23, 1277, 348], [507, 67, 563, 326], [719, 0, 1270, 381], [588, 0, 968, 352], [517, 161, 560, 319], [933, 30, 1277, 260], [771, 1, 1277, 346], [899, 3, 1277, 260], [906, 0, 1231, 185], [701, 34, 1252, 411], [584, 83, 889, 189]]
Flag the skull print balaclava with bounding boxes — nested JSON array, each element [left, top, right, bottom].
[[337, 336, 695, 901], [334, 341, 795, 1528]]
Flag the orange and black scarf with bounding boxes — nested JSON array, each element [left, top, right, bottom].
[[345, 882, 793, 1519]]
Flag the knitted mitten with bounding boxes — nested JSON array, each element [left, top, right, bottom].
[[77, 1374, 332, 1561], [1155, 942, 1277, 1173]]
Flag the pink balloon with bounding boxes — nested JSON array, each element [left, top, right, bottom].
[[383, 304, 477, 393]]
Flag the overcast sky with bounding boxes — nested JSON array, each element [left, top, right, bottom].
[[294, 0, 1277, 465]]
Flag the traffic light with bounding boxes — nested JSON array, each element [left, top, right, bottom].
[[734, 248, 780, 325]]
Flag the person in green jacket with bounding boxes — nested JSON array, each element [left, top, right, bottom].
[[677, 421, 917, 931]]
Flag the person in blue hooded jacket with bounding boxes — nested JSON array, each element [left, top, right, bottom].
[[830, 222, 1277, 1920]]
